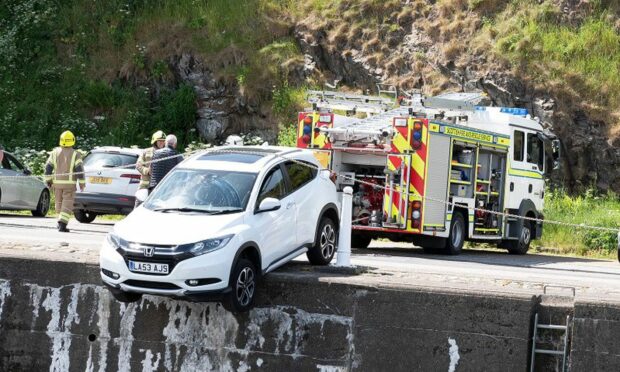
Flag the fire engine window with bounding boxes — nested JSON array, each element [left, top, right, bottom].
[[513, 131, 524, 162], [285, 161, 317, 192], [258, 166, 287, 204], [527, 133, 544, 170]]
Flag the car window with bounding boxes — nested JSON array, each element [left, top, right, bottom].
[[3, 154, 23, 171], [513, 130, 524, 162], [527, 133, 544, 170], [285, 161, 317, 192], [257, 166, 287, 205], [84, 152, 138, 169]]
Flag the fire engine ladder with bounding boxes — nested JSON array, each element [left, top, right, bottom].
[[530, 313, 571, 372], [307, 90, 395, 114], [422, 92, 486, 111], [317, 107, 412, 144]]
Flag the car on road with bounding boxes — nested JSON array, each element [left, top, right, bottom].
[[0, 151, 50, 217], [100, 146, 340, 312], [74, 147, 143, 223]]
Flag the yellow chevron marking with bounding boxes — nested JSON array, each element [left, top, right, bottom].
[[421, 124, 428, 145], [392, 132, 410, 153], [411, 152, 424, 179]]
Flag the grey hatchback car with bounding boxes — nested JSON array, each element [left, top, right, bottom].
[[0, 151, 50, 217]]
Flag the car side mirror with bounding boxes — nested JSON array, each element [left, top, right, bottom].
[[257, 198, 281, 213], [23, 169, 31, 176], [135, 188, 148, 204]]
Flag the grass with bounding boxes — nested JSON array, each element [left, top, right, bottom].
[[490, 1, 620, 122], [534, 189, 620, 258]]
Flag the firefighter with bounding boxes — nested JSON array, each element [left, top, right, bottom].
[[135, 130, 165, 205], [44, 131, 85, 232]]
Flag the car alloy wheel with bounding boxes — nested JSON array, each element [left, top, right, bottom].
[[320, 223, 336, 259], [235, 266, 255, 307]]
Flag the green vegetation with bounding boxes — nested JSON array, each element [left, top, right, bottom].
[[0, 0, 305, 151], [489, 1, 620, 120], [534, 189, 620, 258]]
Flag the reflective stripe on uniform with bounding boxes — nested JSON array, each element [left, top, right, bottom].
[[58, 212, 71, 223]]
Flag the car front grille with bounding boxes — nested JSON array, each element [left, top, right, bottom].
[[117, 244, 193, 275], [123, 280, 181, 290]]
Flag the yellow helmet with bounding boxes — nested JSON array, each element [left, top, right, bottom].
[[59, 131, 75, 147], [151, 130, 166, 145]]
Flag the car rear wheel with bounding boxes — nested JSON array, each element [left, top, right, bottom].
[[31, 189, 50, 217], [307, 216, 337, 265], [223, 258, 257, 313], [75, 209, 97, 223]]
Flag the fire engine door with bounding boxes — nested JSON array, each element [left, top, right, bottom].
[[383, 155, 411, 228]]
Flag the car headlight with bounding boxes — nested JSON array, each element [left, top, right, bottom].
[[106, 233, 125, 249], [180, 235, 234, 256]]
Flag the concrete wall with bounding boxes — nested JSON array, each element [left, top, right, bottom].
[[0, 256, 617, 371]]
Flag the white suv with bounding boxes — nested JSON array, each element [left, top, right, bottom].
[[74, 147, 143, 222], [100, 146, 340, 312]]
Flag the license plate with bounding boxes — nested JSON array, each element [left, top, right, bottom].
[[128, 260, 169, 274], [89, 176, 112, 184]]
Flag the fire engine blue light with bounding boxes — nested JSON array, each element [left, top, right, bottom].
[[413, 131, 422, 140], [303, 125, 312, 135], [500, 107, 528, 116], [475, 106, 486, 111]]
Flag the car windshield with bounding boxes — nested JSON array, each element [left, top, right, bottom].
[[84, 152, 138, 169], [143, 169, 257, 213]]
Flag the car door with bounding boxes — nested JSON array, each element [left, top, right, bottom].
[[525, 131, 545, 210], [6, 154, 40, 208], [250, 164, 296, 269], [283, 160, 319, 247], [0, 154, 23, 208]]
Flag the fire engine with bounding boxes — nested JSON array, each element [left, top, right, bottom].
[[296, 89, 560, 255]]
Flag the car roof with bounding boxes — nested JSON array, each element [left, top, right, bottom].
[[181, 146, 317, 173], [89, 146, 143, 156]]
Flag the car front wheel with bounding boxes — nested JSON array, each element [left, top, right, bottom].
[[307, 216, 337, 265], [31, 189, 50, 217], [223, 258, 257, 313]]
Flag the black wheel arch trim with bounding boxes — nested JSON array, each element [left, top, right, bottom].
[[514, 199, 543, 239], [313, 203, 340, 246], [232, 241, 263, 279]]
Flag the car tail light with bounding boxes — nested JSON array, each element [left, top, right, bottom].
[[121, 174, 141, 184]]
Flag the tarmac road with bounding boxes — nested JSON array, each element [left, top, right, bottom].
[[1, 213, 619, 301]]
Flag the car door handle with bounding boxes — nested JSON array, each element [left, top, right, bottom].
[[286, 202, 295, 209]]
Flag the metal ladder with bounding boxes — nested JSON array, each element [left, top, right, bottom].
[[530, 313, 571, 372]]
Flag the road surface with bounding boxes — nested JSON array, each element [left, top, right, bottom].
[[1, 213, 619, 301]]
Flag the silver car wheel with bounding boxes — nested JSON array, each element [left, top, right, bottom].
[[320, 223, 336, 259], [235, 267, 255, 307], [39, 191, 50, 215]]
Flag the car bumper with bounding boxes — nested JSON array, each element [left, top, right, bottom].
[[74, 192, 135, 215], [99, 238, 232, 301]]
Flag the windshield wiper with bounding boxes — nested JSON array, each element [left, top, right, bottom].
[[153, 207, 214, 213], [203, 208, 244, 215]]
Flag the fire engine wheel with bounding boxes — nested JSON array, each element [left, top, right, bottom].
[[506, 220, 531, 255], [444, 212, 465, 255], [351, 234, 372, 249], [307, 217, 337, 265]]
